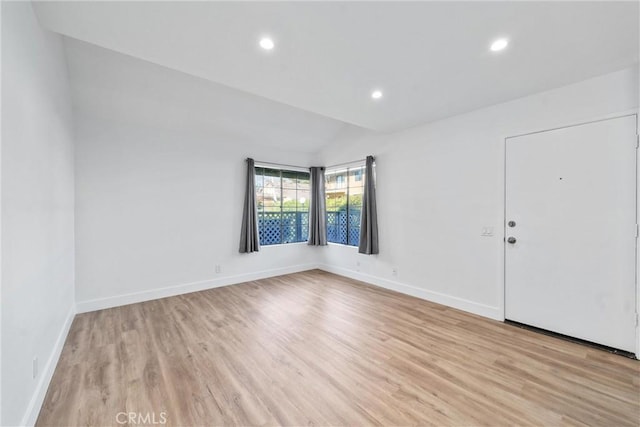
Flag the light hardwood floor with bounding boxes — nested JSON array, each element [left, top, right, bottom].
[[37, 270, 639, 426]]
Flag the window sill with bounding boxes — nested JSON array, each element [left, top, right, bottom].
[[261, 242, 309, 248], [327, 242, 359, 249], [260, 242, 358, 249]]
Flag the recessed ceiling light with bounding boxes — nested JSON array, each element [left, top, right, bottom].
[[371, 90, 383, 100], [259, 37, 275, 50], [490, 38, 509, 52]]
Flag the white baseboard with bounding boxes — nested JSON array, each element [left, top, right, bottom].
[[76, 263, 319, 314], [21, 304, 76, 427], [318, 264, 502, 321], [77, 262, 502, 320]]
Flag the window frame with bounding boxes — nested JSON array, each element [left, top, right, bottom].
[[325, 164, 366, 247], [254, 165, 310, 246]]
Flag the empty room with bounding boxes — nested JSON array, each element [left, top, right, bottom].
[[1, 1, 639, 426]]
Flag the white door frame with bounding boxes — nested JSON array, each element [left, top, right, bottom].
[[502, 112, 640, 358]]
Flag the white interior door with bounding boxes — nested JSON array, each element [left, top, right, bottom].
[[505, 115, 637, 353]]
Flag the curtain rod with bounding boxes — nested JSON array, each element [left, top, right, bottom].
[[326, 156, 374, 169], [251, 159, 309, 172], [248, 156, 375, 171]]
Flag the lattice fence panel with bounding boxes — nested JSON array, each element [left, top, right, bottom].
[[326, 211, 348, 245], [259, 212, 309, 246], [282, 212, 296, 243], [259, 212, 281, 246], [300, 212, 309, 242], [348, 210, 361, 246], [337, 211, 348, 245]]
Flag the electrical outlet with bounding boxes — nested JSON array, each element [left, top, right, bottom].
[[215, 264, 221, 274], [33, 357, 38, 379]]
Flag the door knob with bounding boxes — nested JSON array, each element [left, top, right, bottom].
[[507, 237, 517, 244]]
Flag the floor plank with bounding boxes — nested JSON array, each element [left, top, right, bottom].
[[36, 270, 640, 426]]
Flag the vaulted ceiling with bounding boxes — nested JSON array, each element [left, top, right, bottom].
[[64, 38, 350, 153], [35, 1, 639, 134]]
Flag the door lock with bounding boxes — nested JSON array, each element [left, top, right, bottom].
[[508, 221, 516, 227], [507, 236, 517, 244]]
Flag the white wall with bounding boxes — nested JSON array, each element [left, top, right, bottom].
[[69, 37, 342, 312], [74, 112, 321, 311], [1, 2, 76, 426], [316, 66, 639, 321]]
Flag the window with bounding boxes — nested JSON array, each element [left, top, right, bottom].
[[255, 167, 310, 246], [325, 165, 365, 246]]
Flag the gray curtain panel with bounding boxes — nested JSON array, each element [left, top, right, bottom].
[[359, 155, 379, 254], [239, 158, 260, 253], [308, 166, 327, 246]]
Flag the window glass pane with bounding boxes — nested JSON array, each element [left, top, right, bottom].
[[297, 172, 310, 190], [349, 167, 365, 185], [349, 193, 363, 208], [348, 226, 360, 246], [262, 187, 280, 209], [325, 170, 347, 191], [297, 190, 310, 211], [330, 192, 347, 210], [282, 187, 297, 208], [281, 170, 297, 179], [282, 170, 297, 189], [324, 166, 366, 247], [281, 211, 295, 242], [349, 184, 364, 194], [300, 212, 309, 242], [255, 166, 310, 246], [264, 168, 281, 190], [263, 203, 281, 212], [258, 211, 281, 245], [255, 168, 264, 188], [326, 223, 338, 243]]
